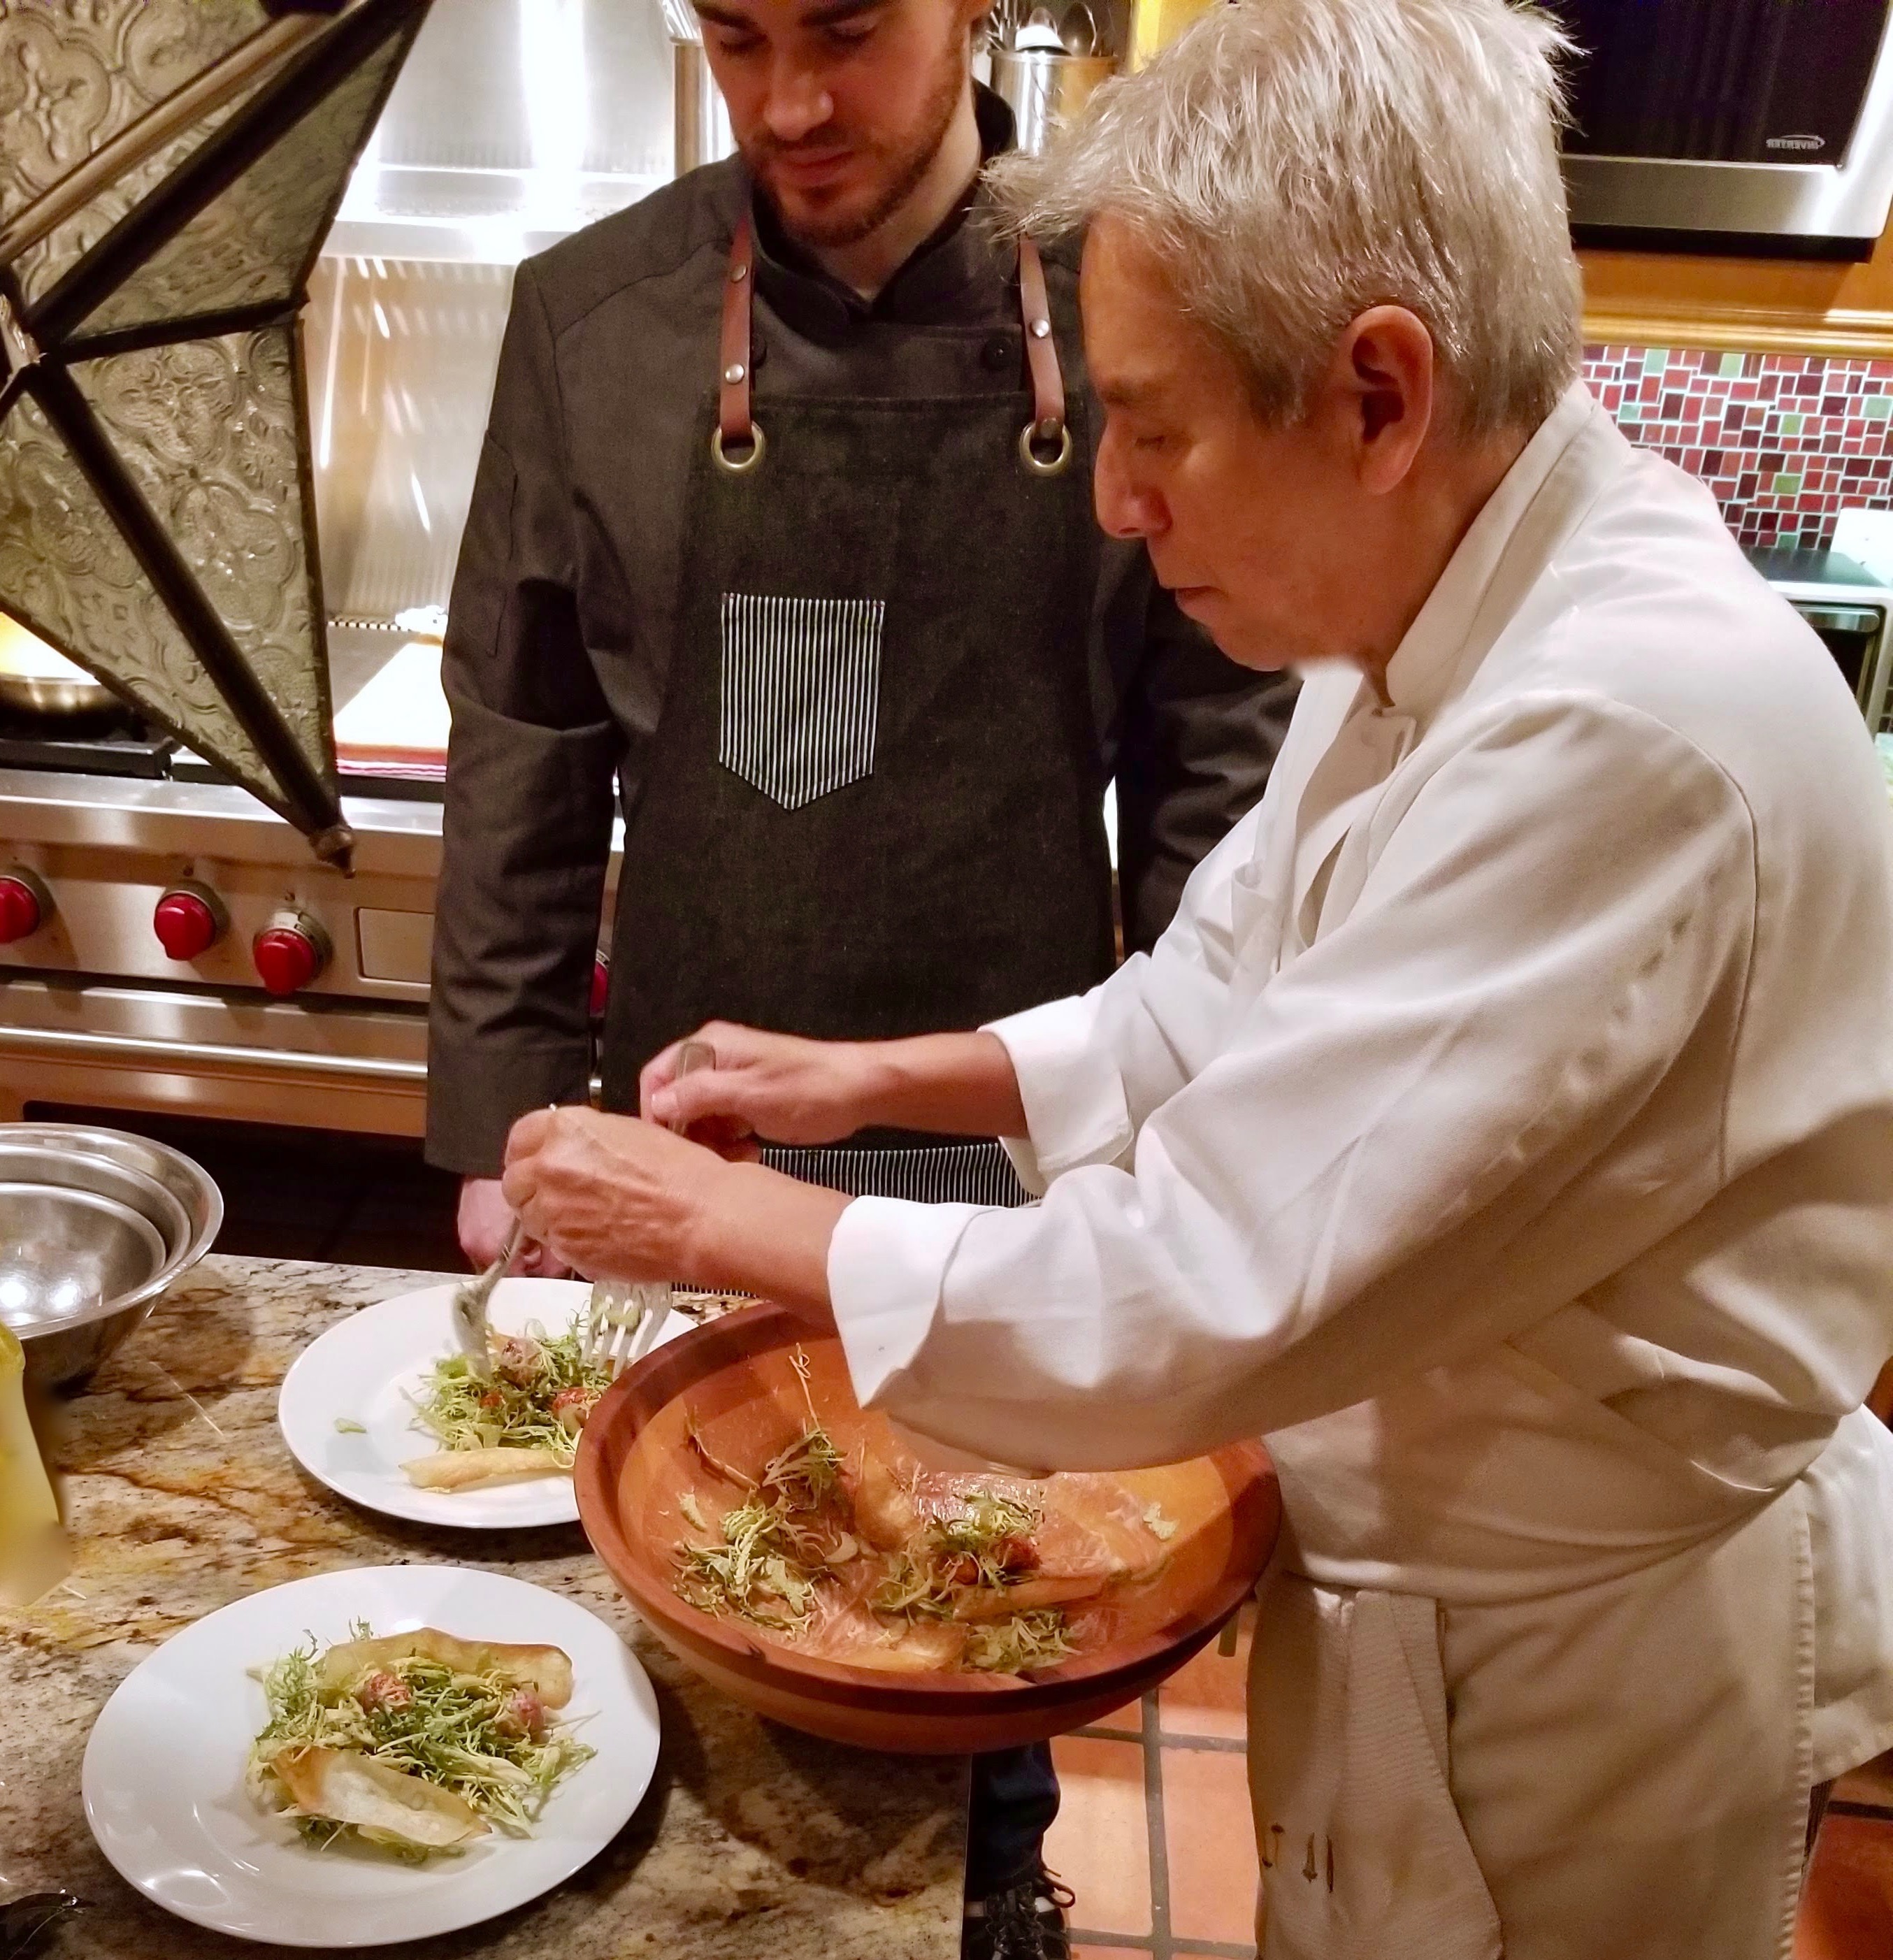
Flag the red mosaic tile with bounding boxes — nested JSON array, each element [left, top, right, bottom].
[[1581, 343, 1893, 554]]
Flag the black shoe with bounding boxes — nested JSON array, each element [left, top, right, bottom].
[[962, 1868, 1074, 1960]]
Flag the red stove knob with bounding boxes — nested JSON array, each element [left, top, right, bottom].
[[590, 953, 611, 1019], [153, 883, 226, 961], [0, 868, 49, 944], [252, 914, 331, 997]]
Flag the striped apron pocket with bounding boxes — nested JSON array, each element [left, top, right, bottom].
[[719, 593, 885, 811]]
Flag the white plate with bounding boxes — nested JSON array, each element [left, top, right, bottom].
[[278, 1278, 686, 1529], [82, 1564, 660, 1947]]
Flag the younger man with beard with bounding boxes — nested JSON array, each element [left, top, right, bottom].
[[427, 3, 1293, 1950]]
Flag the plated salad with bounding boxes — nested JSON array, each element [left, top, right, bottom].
[[247, 1625, 593, 1856], [401, 1324, 609, 1492]]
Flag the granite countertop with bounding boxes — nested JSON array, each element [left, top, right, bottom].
[[0, 1258, 967, 1960]]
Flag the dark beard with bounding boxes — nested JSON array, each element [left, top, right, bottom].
[[748, 54, 967, 251]]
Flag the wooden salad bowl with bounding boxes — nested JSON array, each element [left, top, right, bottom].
[[575, 1304, 1281, 1754]]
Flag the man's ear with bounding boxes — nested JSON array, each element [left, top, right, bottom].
[[1335, 305, 1436, 496]]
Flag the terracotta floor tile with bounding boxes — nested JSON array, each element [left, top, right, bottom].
[[1796, 1813, 1893, 1959], [1157, 1627, 1250, 1741], [1046, 1735, 1152, 1938], [1082, 1696, 1148, 1736], [1161, 1744, 1262, 1946], [1072, 1950, 1150, 1960], [1834, 1748, 1893, 1810]]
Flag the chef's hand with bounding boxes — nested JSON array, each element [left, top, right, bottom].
[[500, 1107, 725, 1284], [645, 1024, 1030, 1144], [456, 1176, 573, 1278], [640, 1023, 879, 1147]]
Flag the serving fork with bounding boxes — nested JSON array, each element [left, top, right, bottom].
[[581, 1041, 715, 1381], [449, 1215, 524, 1382]]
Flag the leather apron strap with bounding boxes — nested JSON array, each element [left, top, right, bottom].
[[712, 213, 1073, 479]]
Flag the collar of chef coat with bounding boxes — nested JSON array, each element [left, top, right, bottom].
[[1267, 382, 1623, 957], [1381, 380, 1615, 730]]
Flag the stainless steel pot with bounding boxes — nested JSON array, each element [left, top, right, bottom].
[[0, 1125, 222, 1389], [991, 49, 1116, 155], [0, 668, 117, 716], [0, 616, 116, 718]]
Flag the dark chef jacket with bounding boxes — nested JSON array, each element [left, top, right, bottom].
[[426, 92, 1297, 1178]]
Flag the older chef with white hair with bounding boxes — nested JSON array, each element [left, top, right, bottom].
[[503, 1, 1893, 1952]]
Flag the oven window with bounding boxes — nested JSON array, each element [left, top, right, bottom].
[[1795, 604, 1885, 712]]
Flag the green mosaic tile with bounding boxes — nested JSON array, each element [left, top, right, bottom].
[[1719, 352, 1745, 378], [1780, 415, 1804, 436], [1865, 397, 1892, 421], [1773, 473, 1803, 495], [1643, 348, 1671, 375]]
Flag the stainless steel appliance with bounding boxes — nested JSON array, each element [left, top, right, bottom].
[[0, 0, 665, 1139], [1552, 1, 1893, 257], [1750, 547, 1893, 737]]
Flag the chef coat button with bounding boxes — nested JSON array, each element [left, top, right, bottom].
[[1029, 317, 1051, 340], [731, 262, 749, 283], [724, 361, 746, 385], [981, 334, 1014, 371]]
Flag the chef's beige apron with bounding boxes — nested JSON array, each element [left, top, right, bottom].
[[1248, 1401, 1851, 1960], [600, 215, 1114, 1208]]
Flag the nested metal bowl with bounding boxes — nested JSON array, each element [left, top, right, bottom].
[[0, 1125, 222, 1388], [576, 1304, 1280, 1754]]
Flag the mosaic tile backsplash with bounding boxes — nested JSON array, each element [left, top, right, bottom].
[[1582, 345, 1893, 554]]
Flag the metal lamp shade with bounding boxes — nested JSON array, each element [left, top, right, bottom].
[[0, 0, 434, 868]]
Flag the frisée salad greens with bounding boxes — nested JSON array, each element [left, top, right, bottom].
[[401, 1323, 610, 1491], [247, 1624, 593, 1857]]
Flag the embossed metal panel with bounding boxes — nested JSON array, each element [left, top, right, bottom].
[[0, 0, 434, 864], [72, 30, 413, 340], [0, 0, 268, 305], [0, 387, 280, 803], [68, 327, 334, 780]]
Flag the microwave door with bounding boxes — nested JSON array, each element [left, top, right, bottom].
[[1553, 0, 1893, 253], [1559, 0, 1890, 164]]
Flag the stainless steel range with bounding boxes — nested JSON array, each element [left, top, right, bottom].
[[0, 770, 444, 1133], [0, 0, 665, 1137]]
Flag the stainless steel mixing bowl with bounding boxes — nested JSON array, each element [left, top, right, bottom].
[[0, 1183, 167, 1323], [0, 1125, 222, 1388], [0, 1144, 191, 1260]]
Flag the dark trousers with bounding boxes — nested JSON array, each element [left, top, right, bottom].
[[965, 1742, 1061, 1899]]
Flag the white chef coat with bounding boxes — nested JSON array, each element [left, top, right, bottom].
[[826, 384, 1893, 1957]]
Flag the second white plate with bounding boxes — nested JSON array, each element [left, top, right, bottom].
[[278, 1278, 684, 1529], [83, 1564, 659, 1947]]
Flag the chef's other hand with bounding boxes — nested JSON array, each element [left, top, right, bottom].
[[456, 1176, 572, 1278], [501, 1107, 722, 1284], [641, 1023, 874, 1146]]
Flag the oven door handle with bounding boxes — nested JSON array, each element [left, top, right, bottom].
[[0, 1021, 429, 1086]]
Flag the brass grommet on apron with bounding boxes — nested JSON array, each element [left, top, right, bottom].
[[1019, 418, 1074, 477], [712, 420, 768, 475]]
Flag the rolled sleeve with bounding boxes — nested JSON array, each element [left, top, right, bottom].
[[828, 1197, 985, 1405], [983, 993, 1135, 1190]]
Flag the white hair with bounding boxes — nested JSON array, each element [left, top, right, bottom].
[[990, 0, 1583, 436]]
